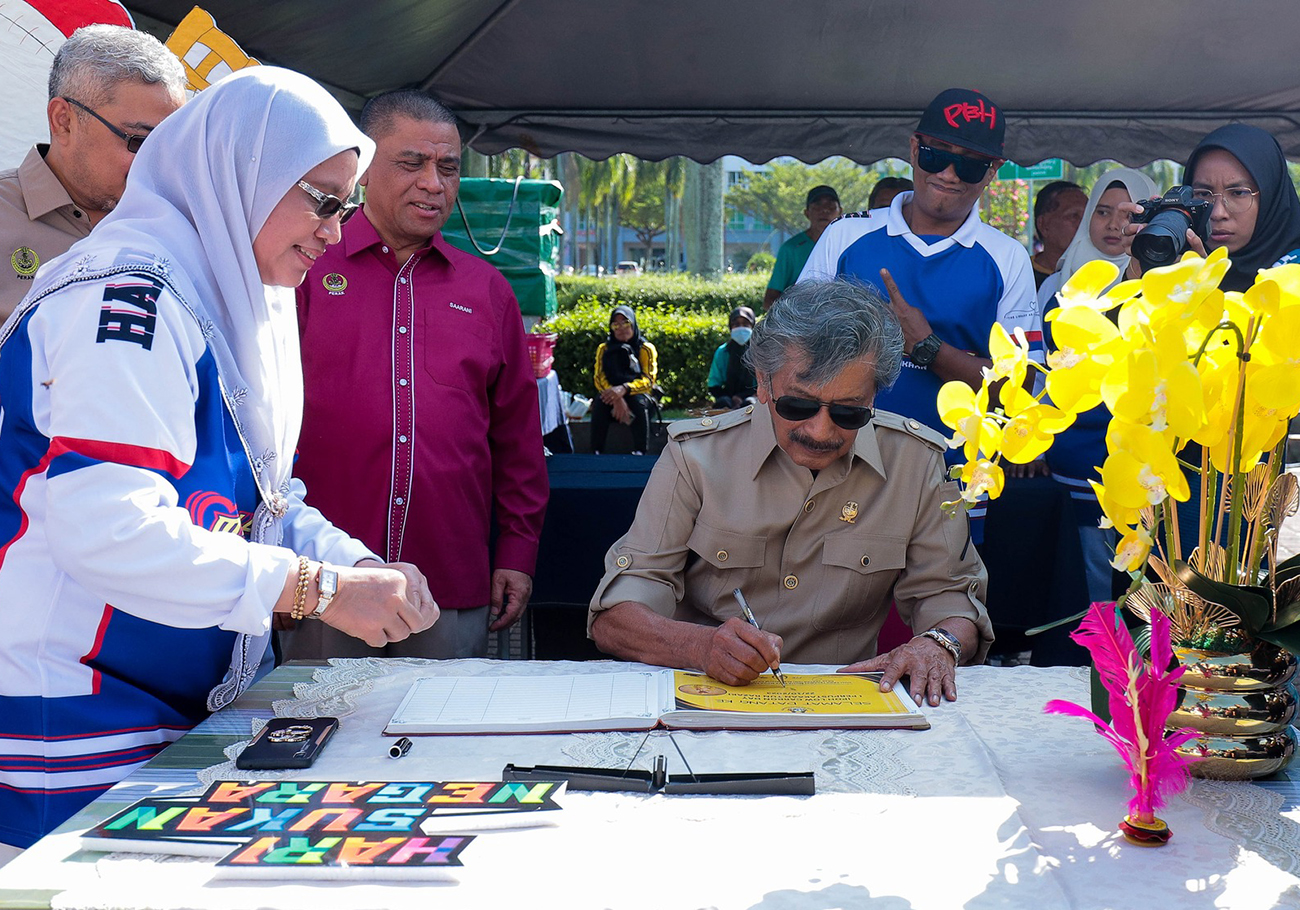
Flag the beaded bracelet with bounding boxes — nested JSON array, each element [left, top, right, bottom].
[[289, 556, 311, 621]]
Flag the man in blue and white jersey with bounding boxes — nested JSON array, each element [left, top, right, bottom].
[[800, 88, 1044, 535]]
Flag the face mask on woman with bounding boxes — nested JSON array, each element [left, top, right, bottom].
[[731, 327, 753, 345]]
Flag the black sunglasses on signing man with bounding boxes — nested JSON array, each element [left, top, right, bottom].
[[773, 395, 874, 430]]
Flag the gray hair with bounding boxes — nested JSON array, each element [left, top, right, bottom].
[[360, 89, 459, 140], [49, 25, 186, 106], [746, 280, 903, 390]]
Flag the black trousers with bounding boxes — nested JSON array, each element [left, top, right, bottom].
[[590, 393, 651, 453]]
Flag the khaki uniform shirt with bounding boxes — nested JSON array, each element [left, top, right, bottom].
[[0, 146, 90, 322], [589, 402, 993, 665]]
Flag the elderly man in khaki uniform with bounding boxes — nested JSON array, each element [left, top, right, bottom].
[[589, 280, 992, 707], [0, 25, 184, 321]]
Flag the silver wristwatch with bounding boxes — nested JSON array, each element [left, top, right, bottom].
[[309, 565, 338, 619], [917, 628, 961, 664]]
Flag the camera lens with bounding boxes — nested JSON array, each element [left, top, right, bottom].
[[1132, 209, 1193, 270]]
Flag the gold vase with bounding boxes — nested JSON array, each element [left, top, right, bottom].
[[1171, 642, 1300, 780]]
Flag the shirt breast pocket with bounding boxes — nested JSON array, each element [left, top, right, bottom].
[[685, 523, 766, 615], [418, 308, 495, 394], [812, 533, 908, 632]]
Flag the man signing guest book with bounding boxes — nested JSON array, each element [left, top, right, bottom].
[[588, 280, 992, 708]]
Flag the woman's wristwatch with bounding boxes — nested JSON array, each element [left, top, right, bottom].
[[916, 628, 962, 665], [308, 565, 338, 619]]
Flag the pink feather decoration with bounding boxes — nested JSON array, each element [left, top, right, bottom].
[[1044, 602, 1199, 818]]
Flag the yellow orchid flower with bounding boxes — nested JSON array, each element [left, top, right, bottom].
[[987, 324, 1030, 387], [1249, 305, 1300, 412], [937, 380, 1001, 460], [1110, 524, 1155, 573], [1255, 263, 1300, 307], [1139, 246, 1228, 318], [1100, 422, 1190, 507], [1100, 328, 1203, 438], [1043, 307, 1122, 413], [1056, 259, 1122, 309], [996, 384, 1075, 464], [959, 458, 1005, 503], [1088, 479, 1142, 531]]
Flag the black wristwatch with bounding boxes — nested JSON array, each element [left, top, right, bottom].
[[909, 333, 943, 368]]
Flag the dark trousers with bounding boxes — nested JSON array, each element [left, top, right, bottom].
[[590, 393, 650, 453]]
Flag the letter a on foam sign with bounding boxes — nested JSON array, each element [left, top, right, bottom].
[[164, 7, 259, 92]]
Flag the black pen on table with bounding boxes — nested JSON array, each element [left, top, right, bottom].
[[732, 587, 786, 687]]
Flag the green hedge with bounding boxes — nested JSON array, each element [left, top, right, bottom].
[[540, 300, 730, 408], [555, 273, 766, 313]]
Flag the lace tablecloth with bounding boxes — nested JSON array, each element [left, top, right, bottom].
[[3, 660, 1298, 909]]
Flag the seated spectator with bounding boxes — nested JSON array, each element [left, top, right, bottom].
[[589, 280, 991, 705], [0, 67, 438, 851], [707, 305, 758, 409], [867, 176, 913, 211], [1030, 181, 1087, 289], [1038, 168, 1157, 605], [592, 305, 658, 455]]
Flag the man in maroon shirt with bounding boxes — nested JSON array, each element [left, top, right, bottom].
[[279, 90, 548, 659]]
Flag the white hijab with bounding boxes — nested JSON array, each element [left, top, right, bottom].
[[1055, 167, 1158, 283], [22, 66, 374, 538], [16, 67, 374, 708]]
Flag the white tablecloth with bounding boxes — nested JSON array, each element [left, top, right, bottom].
[[3, 660, 1299, 909]]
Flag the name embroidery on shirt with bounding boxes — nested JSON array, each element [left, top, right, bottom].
[[96, 272, 164, 350], [449, 301, 473, 314], [11, 247, 38, 279], [322, 272, 347, 295]]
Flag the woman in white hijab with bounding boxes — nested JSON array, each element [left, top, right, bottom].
[[0, 66, 438, 851], [1036, 168, 1157, 310], [1034, 168, 1156, 609]]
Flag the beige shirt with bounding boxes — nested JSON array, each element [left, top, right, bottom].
[[589, 402, 993, 665], [0, 145, 91, 322]]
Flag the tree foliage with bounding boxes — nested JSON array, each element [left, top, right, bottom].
[[724, 158, 906, 235]]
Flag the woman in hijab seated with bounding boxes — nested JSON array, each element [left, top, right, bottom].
[[591, 304, 658, 455], [1037, 168, 1157, 606], [0, 67, 439, 852]]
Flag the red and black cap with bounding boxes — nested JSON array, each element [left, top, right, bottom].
[[916, 88, 1005, 159]]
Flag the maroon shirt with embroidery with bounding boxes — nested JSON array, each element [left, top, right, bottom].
[[295, 209, 548, 609]]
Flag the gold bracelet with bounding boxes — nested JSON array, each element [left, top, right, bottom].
[[290, 556, 311, 621]]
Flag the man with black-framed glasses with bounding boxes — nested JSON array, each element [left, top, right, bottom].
[[799, 88, 1042, 543], [589, 281, 991, 707], [0, 25, 184, 321]]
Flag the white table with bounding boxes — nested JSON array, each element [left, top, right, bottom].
[[1, 659, 1297, 909]]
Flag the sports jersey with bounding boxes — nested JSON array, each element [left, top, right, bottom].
[[0, 257, 374, 848], [798, 191, 1043, 440]]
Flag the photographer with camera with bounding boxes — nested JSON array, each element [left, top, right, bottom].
[[1124, 124, 1300, 290]]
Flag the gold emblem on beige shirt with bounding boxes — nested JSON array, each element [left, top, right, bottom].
[[839, 501, 859, 523], [11, 247, 39, 278]]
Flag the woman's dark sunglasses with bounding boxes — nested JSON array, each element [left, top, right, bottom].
[[298, 181, 360, 223], [773, 395, 874, 430], [915, 143, 994, 184], [62, 97, 148, 153]]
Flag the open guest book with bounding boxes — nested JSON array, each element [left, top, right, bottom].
[[384, 670, 928, 734]]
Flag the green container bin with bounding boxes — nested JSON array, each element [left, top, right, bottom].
[[441, 178, 563, 318]]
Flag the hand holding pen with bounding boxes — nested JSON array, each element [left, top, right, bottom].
[[733, 588, 787, 687]]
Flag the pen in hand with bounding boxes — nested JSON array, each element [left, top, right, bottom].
[[732, 588, 786, 687]]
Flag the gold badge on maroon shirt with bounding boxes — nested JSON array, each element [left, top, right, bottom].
[[322, 272, 347, 295], [840, 501, 859, 523]]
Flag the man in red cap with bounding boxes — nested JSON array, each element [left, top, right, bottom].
[[799, 87, 1043, 539]]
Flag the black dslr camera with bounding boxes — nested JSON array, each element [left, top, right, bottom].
[[1129, 186, 1212, 272]]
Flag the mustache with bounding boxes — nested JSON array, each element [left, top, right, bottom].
[[789, 429, 845, 453]]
